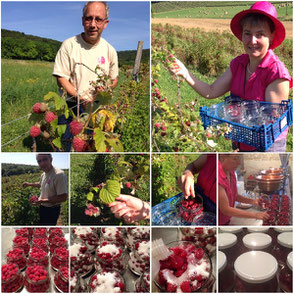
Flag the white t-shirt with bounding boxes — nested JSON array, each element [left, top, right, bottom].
[[53, 34, 118, 98]]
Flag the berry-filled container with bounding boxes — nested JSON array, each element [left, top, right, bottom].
[[70, 243, 93, 277], [242, 233, 273, 254], [96, 242, 127, 274], [273, 231, 292, 266], [48, 228, 64, 244], [234, 251, 278, 292], [31, 238, 49, 253], [70, 270, 85, 293], [28, 247, 49, 268], [72, 227, 99, 252], [1, 263, 24, 293], [176, 195, 203, 224], [54, 265, 69, 293], [24, 265, 50, 292], [50, 236, 67, 254], [218, 233, 240, 268], [6, 247, 27, 271], [89, 270, 125, 293], [218, 251, 235, 292], [135, 272, 150, 293], [128, 240, 150, 275], [12, 235, 30, 256], [33, 228, 47, 239], [100, 227, 125, 247], [126, 227, 150, 250], [51, 247, 69, 271], [219, 227, 245, 239], [15, 228, 31, 240], [279, 251, 292, 293], [154, 241, 212, 292]]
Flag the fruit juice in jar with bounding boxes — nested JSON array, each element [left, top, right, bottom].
[[234, 251, 278, 292], [54, 266, 69, 293], [242, 233, 273, 254], [273, 232, 293, 265], [218, 233, 240, 268], [279, 252, 292, 293], [6, 247, 27, 271], [1, 263, 24, 293], [24, 265, 50, 293], [218, 251, 234, 292]]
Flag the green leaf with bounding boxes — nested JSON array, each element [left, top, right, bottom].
[[57, 124, 67, 136], [99, 179, 121, 204], [109, 173, 121, 182], [50, 118, 58, 130], [91, 187, 99, 193], [96, 91, 113, 105], [93, 128, 106, 152], [55, 95, 67, 110], [52, 137, 62, 148], [29, 113, 43, 123], [106, 137, 124, 152], [87, 192, 94, 201], [44, 92, 60, 101]]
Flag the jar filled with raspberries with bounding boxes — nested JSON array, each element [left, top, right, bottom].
[[24, 265, 50, 292], [33, 228, 47, 239], [73, 227, 99, 252], [279, 252, 292, 293], [50, 236, 67, 254], [28, 248, 49, 268], [70, 243, 93, 276], [273, 232, 292, 266], [2, 263, 24, 293], [96, 242, 127, 274], [13, 235, 30, 256], [177, 195, 203, 223], [48, 228, 64, 244], [218, 251, 235, 292], [54, 266, 69, 293], [6, 247, 27, 271], [126, 227, 150, 250], [100, 227, 125, 247], [15, 228, 31, 240], [89, 270, 125, 293], [128, 240, 150, 275], [32, 238, 49, 253], [51, 247, 69, 271], [70, 269, 86, 293]]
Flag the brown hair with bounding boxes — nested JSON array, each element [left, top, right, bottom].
[[241, 13, 275, 33]]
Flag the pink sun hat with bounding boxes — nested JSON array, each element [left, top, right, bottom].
[[230, 1, 286, 49]]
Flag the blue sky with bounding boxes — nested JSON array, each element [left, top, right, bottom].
[[2, 153, 69, 169], [1, 1, 150, 51]]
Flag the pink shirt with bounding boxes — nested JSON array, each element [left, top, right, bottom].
[[196, 154, 216, 204], [218, 161, 238, 225], [230, 50, 292, 151]]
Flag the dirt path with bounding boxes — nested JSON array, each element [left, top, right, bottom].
[[152, 18, 293, 39]]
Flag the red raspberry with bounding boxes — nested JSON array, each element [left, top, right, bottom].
[[125, 182, 131, 188], [30, 195, 38, 204], [70, 120, 84, 135], [45, 111, 57, 123], [72, 136, 88, 152], [30, 125, 41, 137], [167, 282, 177, 292], [180, 281, 191, 293], [195, 248, 204, 259], [32, 103, 42, 114]]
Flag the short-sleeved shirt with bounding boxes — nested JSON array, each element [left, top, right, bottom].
[[53, 34, 118, 99], [39, 167, 68, 208], [230, 50, 292, 151], [196, 154, 216, 204], [218, 161, 238, 225]]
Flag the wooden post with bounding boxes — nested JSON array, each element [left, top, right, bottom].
[[132, 41, 144, 82]]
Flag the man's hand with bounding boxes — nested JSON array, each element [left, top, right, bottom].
[[178, 170, 195, 199], [23, 182, 30, 188], [108, 194, 150, 224]]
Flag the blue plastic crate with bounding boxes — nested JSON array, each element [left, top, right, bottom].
[[200, 97, 292, 151]]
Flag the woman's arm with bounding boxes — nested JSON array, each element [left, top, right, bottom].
[[236, 194, 258, 206], [265, 79, 290, 103]]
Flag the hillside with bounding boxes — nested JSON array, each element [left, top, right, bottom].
[[1, 29, 149, 65], [2, 163, 41, 177]]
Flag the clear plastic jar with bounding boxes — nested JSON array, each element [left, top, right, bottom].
[[177, 195, 203, 223], [51, 247, 69, 271], [70, 243, 93, 277], [100, 227, 125, 247], [1, 263, 24, 293], [70, 270, 86, 293], [96, 242, 126, 274], [15, 228, 31, 240], [28, 248, 49, 268], [218, 251, 234, 292], [72, 227, 99, 251], [54, 266, 69, 293], [48, 228, 64, 244], [13, 235, 30, 255], [279, 252, 292, 293], [220, 227, 244, 238], [89, 270, 125, 293], [273, 232, 293, 265], [135, 272, 150, 293], [50, 236, 67, 254], [32, 238, 49, 253], [218, 233, 239, 268], [242, 233, 272, 254], [126, 227, 150, 250], [33, 228, 47, 239], [234, 251, 278, 292], [128, 240, 150, 275], [247, 227, 269, 233], [24, 265, 50, 292], [6, 247, 27, 271]]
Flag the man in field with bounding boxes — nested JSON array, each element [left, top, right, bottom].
[[22, 154, 68, 225]]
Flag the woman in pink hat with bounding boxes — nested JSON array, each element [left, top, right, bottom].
[[171, 1, 292, 152]]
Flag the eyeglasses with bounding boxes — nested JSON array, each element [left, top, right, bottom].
[[84, 16, 107, 25], [37, 157, 49, 164]]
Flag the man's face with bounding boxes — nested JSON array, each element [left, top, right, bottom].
[[36, 155, 53, 172], [82, 2, 109, 45]]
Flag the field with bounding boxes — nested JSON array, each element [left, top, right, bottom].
[[1, 59, 150, 152]]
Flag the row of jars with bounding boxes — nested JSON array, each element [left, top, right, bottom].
[[2, 227, 69, 293], [218, 227, 292, 292]]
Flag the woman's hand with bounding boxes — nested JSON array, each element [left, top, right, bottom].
[[255, 211, 270, 221], [170, 58, 189, 80], [178, 170, 195, 199]]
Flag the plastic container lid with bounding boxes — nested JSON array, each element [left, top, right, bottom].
[[277, 232, 293, 249], [287, 252, 292, 271], [220, 227, 243, 233], [234, 251, 278, 283], [274, 227, 292, 233], [247, 227, 269, 233], [243, 233, 272, 250], [219, 233, 237, 249], [218, 251, 227, 272]]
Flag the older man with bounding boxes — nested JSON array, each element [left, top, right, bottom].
[[23, 154, 68, 225]]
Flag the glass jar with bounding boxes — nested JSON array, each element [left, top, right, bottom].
[[50, 236, 67, 254], [274, 232, 293, 265], [72, 227, 99, 253], [279, 252, 292, 293], [218, 251, 234, 292], [128, 240, 150, 275], [1, 263, 24, 293], [24, 265, 50, 292], [15, 228, 30, 240], [28, 248, 49, 268], [218, 233, 239, 268], [126, 227, 150, 250], [154, 241, 212, 292], [70, 270, 86, 293], [100, 227, 125, 247], [234, 251, 278, 292], [6, 247, 27, 271], [51, 247, 69, 271], [13, 235, 30, 255], [96, 242, 126, 274], [177, 195, 203, 223], [220, 227, 244, 239], [48, 228, 64, 244], [135, 272, 150, 293], [247, 227, 269, 233], [33, 228, 47, 239], [242, 233, 272, 254], [70, 243, 93, 277], [89, 270, 125, 293], [54, 266, 69, 293], [32, 238, 49, 253]]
